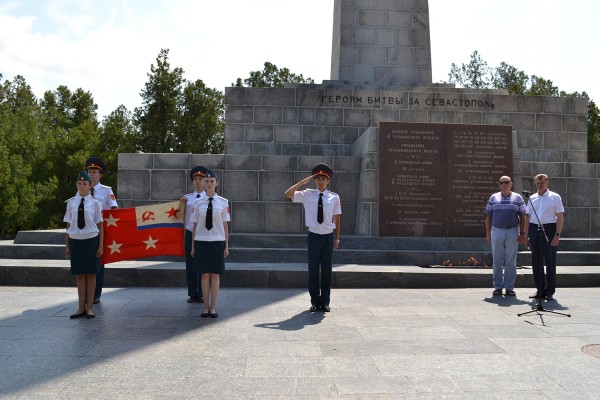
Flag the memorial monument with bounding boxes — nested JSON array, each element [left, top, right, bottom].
[[118, 0, 597, 241]]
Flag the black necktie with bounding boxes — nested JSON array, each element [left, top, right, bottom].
[[91, 187, 95, 197], [317, 193, 324, 224], [196, 194, 201, 198], [77, 198, 86, 229], [206, 198, 213, 230]]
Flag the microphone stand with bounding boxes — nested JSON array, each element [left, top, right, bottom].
[[517, 190, 571, 318]]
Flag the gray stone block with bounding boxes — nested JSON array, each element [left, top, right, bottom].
[[254, 106, 282, 124], [267, 202, 304, 233], [592, 209, 600, 236], [246, 124, 273, 142], [536, 150, 562, 162], [359, 8, 386, 26], [518, 149, 535, 162], [253, 143, 281, 155], [490, 95, 517, 112], [297, 156, 335, 172], [333, 156, 362, 172], [154, 153, 190, 169], [562, 115, 587, 132], [344, 109, 372, 127], [457, 111, 482, 124], [375, 28, 395, 46], [340, 45, 358, 64], [562, 150, 587, 163], [151, 170, 186, 201], [263, 156, 297, 171], [259, 171, 295, 201], [353, 27, 375, 45], [310, 145, 339, 156], [225, 105, 253, 123], [224, 87, 245, 105], [118, 170, 150, 200], [359, 169, 378, 202], [517, 131, 543, 149], [329, 172, 360, 203], [118, 153, 153, 169], [331, 127, 359, 144], [388, 10, 412, 28], [570, 96, 588, 115], [298, 108, 316, 125], [316, 108, 345, 126], [358, 46, 386, 65], [567, 178, 598, 207], [517, 96, 543, 112], [274, 125, 302, 143], [303, 126, 331, 144], [399, 109, 428, 122], [544, 132, 569, 149], [282, 107, 298, 124], [566, 163, 596, 178], [372, 109, 400, 126], [569, 133, 587, 151], [509, 113, 535, 131], [536, 114, 561, 132], [224, 124, 245, 142], [340, 203, 356, 234], [268, 88, 296, 106], [191, 154, 226, 170], [482, 112, 508, 126], [224, 142, 252, 154], [337, 145, 355, 156], [296, 88, 324, 107], [246, 88, 268, 105], [226, 155, 262, 170], [230, 202, 266, 233], [281, 144, 311, 155], [414, 47, 431, 66], [222, 171, 258, 201], [563, 207, 590, 237], [543, 96, 569, 114], [340, 4, 357, 25], [428, 110, 455, 124]]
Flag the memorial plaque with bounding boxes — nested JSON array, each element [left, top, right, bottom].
[[379, 122, 512, 237]]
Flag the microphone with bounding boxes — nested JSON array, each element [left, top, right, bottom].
[[522, 190, 531, 197]]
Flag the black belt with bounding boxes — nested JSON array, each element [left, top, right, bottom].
[[530, 223, 556, 228], [493, 225, 518, 229]]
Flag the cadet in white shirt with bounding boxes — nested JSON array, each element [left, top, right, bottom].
[[190, 170, 230, 318], [64, 171, 103, 319], [179, 165, 208, 304], [85, 157, 118, 304], [285, 163, 341, 312]]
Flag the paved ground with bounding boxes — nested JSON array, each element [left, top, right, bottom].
[[0, 286, 599, 399]]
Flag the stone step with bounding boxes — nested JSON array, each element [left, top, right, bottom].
[[1, 259, 600, 288]]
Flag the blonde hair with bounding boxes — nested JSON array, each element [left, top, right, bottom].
[[534, 174, 548, 181]]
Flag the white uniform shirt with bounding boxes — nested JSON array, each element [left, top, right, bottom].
[[293, 189, 342, 235], [526, 189, 565, 224], [191, 195, 230, 241], [63, 194, 103, 239], [184, 190, 206, 232], [91, 183, 118, 210]]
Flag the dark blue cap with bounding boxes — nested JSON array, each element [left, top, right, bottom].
[[86, 157, 107, 174], [190, 165, 209, 180], [206, 169, 218, 179], [78, 171, 92, 183], [311, 163, 333, 179]]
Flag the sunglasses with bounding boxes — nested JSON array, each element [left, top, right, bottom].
[[498, 181, 511, 184]]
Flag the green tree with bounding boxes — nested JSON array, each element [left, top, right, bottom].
[[177, 79, 224, 154], [491, 62, 528, 95], [134, 48, 185, 152], [234, 61, 314, 88], [0, 75, 57, 236], [448, 50, 491, 89]]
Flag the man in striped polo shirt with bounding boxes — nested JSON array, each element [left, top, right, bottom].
[[485, 176, 527, 296]]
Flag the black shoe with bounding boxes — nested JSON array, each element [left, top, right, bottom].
[[187, 296, 197, 303], [309, 305, 318, 312], [93, 298, 100, 304], [545, 294, 554, 300], [322, 305, 331, 312], [85, 313, 95, 319], [199, 296, 204, 303], [69, 312, 86, 319], [529, 292, 541, 299]]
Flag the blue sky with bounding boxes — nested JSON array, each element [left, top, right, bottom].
[[1, 0, 598, 118]]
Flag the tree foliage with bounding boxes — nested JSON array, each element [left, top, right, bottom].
[[234, 61, 314, 88]]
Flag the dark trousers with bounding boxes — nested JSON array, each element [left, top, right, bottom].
[[94, 261, 103, 299], [528, 223, 558, 296], [185, 230, 201, 297], [307, 232, 334, 306]]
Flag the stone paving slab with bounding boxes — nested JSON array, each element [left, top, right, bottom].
[[0, 286, 599, 398]]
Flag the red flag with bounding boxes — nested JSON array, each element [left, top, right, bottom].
[[101, 201, 184, 264]]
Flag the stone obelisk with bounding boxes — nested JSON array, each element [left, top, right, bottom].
[[330, 0, 432, 86]]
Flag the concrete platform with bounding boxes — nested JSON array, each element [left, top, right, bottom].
[[0, 286, 599, 398]]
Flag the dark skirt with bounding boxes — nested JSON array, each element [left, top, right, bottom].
[[193, 241, 225, 274], [69, 236, 100, 275]]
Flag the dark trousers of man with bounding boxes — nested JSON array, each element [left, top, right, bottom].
[[528, 223, 558, 297], [307, 232, 334, 307], [185, 230, 201, 297]]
